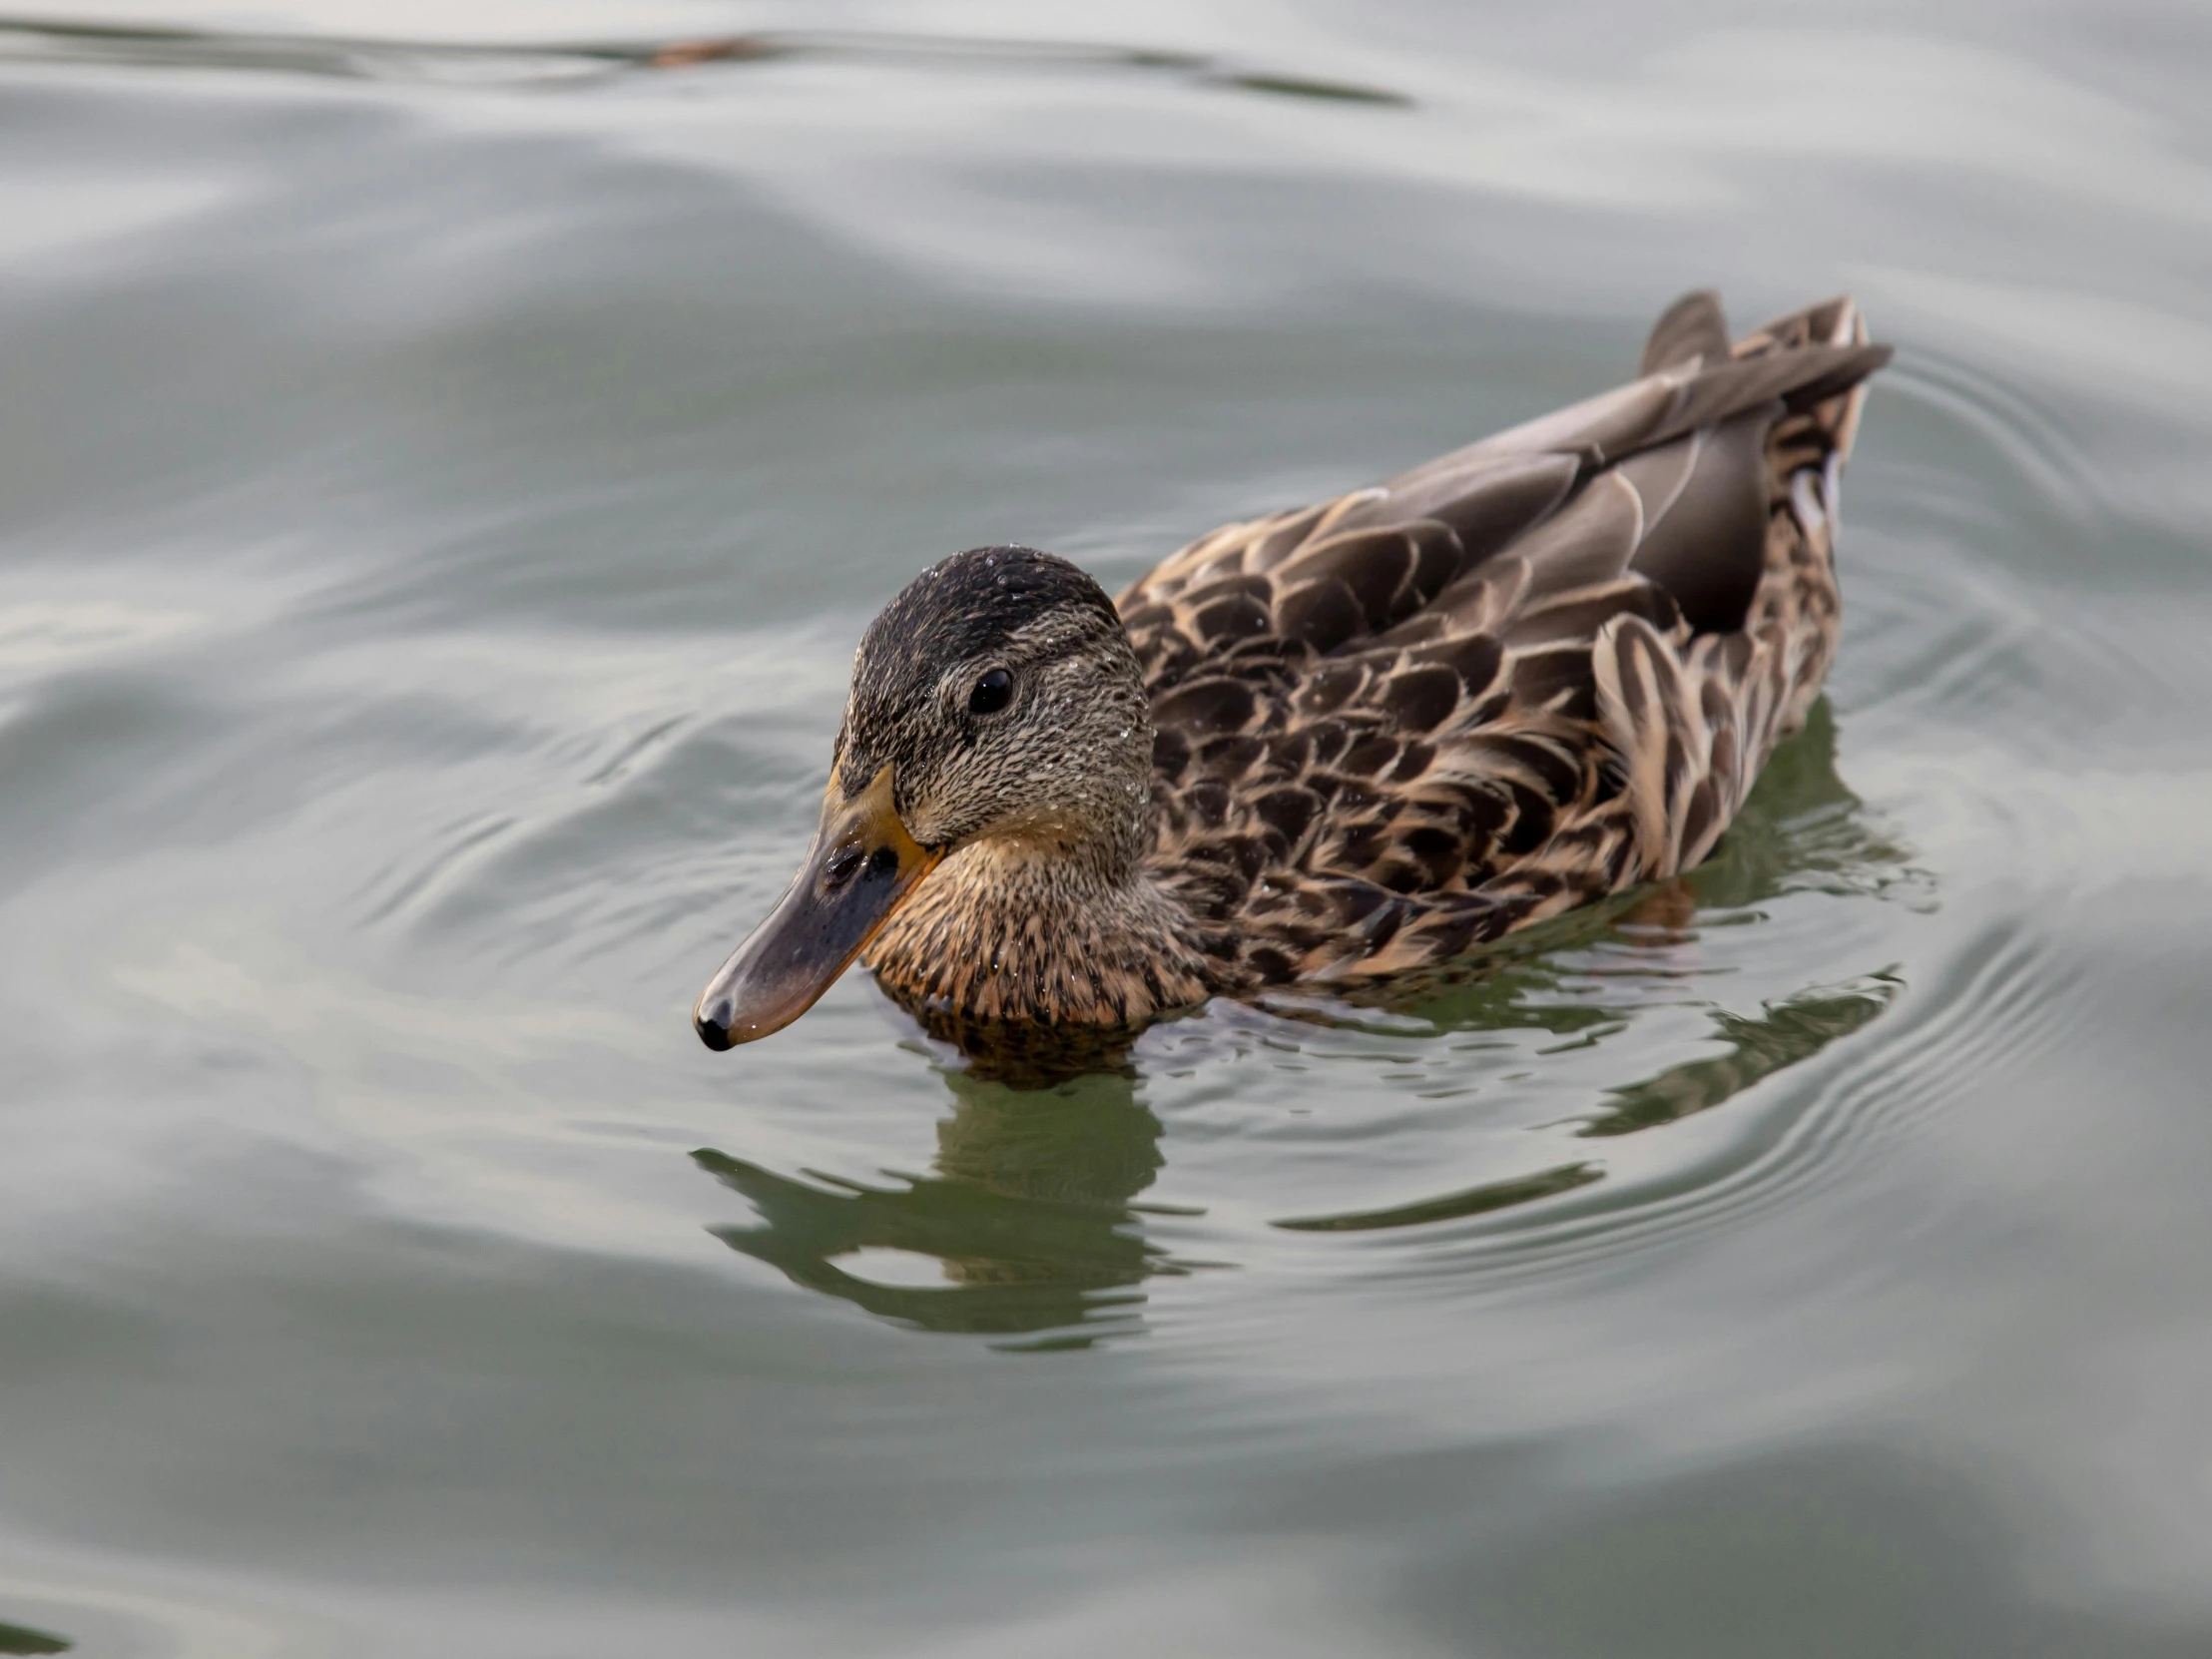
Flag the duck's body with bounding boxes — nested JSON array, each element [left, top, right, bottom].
[[697, 290, 1889, 1051]]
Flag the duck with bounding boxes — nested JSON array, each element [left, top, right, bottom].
[[694, 289, 1891, 1053]]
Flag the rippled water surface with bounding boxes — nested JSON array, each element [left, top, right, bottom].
[[4, 1, 2212, 1653]]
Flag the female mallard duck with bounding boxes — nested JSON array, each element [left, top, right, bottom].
[[695, 289, 1890, 1051]]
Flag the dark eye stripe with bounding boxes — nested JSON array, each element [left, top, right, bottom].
[[968, 667, 1014, 716]]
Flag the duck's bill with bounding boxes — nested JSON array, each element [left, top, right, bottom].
[[693, 767, 940, 1050]]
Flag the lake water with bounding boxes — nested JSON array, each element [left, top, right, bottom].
[[3, 2, 2211, 1654]]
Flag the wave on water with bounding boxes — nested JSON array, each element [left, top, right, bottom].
[[0, 15, 1410, 105]]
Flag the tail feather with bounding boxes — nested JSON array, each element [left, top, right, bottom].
[[1640, 287, 1732, 374]]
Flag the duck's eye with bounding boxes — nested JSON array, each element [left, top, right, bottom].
[[968, 668, 1014, 716]]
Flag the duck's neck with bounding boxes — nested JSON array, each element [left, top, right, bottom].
[[863, 832, 1216, 1027]]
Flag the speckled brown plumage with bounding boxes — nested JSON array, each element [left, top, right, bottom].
[[858, 290, 1888, 1031]]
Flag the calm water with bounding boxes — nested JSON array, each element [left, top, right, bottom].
[[3, 2, 2211, 1653]]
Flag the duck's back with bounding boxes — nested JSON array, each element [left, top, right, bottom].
[[1117, 290, 1888, 986]]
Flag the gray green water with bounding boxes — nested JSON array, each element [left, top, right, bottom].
[[3, 2, 2211, 1654]]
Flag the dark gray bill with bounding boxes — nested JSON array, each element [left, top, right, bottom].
[[693, 766, 940, 1050]]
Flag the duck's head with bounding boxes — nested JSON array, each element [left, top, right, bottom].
[[694, 546, 1151, 1050]]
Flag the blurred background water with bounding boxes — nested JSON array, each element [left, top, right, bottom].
[[2, 1, 2210, 1654]]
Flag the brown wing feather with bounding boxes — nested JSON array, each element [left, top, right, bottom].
[[1121, 290, 1887, 987]]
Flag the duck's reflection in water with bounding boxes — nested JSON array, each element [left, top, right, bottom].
[[0, 1618, 72, 1656], [698, 1058, 1193, 1349], [699, 703, 1921, 1336]]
